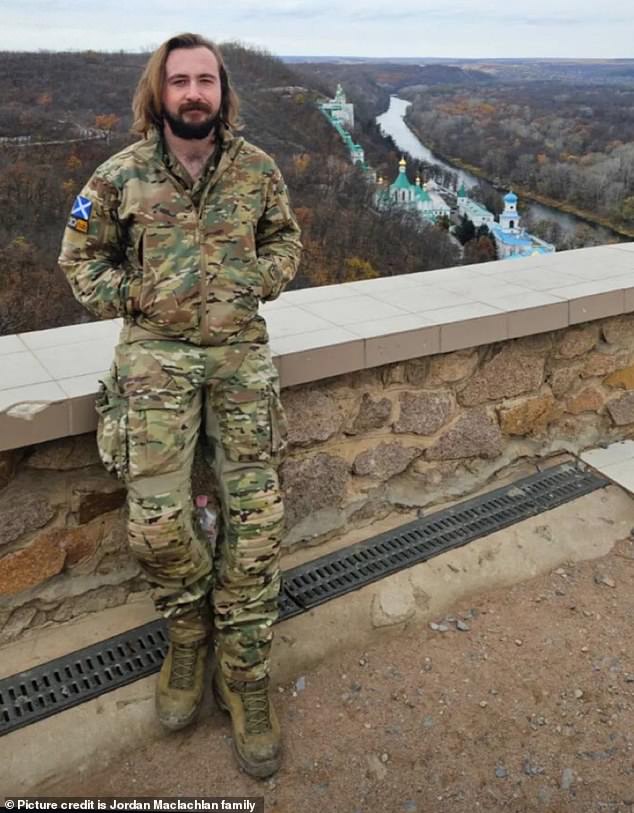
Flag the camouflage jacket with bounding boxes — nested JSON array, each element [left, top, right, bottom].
[[59, 130, 302, 346]]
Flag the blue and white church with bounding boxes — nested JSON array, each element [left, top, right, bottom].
[[459, 187, 555, 258]]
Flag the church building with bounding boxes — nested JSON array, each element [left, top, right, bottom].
[[458, 188, 555, 259], [376, 158, 451, 224]]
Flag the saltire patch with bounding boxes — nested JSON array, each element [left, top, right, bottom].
[[71, 195, 93, 221]]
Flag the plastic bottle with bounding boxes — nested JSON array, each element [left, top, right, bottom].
[[195, 494, 217, 555]]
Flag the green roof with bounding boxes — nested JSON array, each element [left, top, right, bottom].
[[390, 171, 413, 192]]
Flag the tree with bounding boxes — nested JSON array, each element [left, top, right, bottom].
[[454, 214, 476, 245], [463, 235, 497, 264]]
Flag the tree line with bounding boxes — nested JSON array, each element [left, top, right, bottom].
[[404, 82, 634, 231]]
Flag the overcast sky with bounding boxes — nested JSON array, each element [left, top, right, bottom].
[[1, 0, 632, 58]]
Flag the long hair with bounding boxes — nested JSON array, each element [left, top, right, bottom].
[[132, 33, 240, 138]]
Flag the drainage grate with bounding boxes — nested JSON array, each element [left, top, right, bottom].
[[0, 460, 608, 736], [0, 620, 168, 736], [282, 462, 608, 611]]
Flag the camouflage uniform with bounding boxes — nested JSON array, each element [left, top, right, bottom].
[[59, 129, 301, 683]]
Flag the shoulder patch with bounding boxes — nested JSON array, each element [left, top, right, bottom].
[[71, 195, 93, 221], [67, 215, 89, 233]]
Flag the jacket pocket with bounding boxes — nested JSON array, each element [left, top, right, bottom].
[[95, 371, 128, 480]]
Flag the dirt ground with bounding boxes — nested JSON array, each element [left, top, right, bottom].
[[49, 532, 634, 813]]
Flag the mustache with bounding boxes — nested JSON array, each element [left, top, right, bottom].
[[179, 103, 213, 114]]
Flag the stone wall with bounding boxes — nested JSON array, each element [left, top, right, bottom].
[[3, 315, 634, 644]]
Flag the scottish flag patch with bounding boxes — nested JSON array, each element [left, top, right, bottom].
[[71, 195, 93, 221]]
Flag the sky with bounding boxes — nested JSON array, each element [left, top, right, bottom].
[[0, 0, 632, 58]]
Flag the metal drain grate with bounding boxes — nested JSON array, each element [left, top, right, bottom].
[[0, 460, 608, 736], [0, 620, 168, 736], [280, 462, 609, 611]]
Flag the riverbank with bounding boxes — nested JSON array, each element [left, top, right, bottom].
[[404, 117, 634, 241]]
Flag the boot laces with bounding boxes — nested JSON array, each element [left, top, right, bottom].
[[242, 682, 271, 735], [168, 642, 198, 690]]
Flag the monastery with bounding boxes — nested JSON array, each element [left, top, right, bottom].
[[319, 85, 556, 259]]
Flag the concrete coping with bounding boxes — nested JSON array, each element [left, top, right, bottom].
[[1, 243, 633, 452]]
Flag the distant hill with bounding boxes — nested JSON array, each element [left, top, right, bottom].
[[294, 62, 494, 121]]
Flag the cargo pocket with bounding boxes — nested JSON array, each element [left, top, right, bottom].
[[126, 397, 187, 480], [222, 384, 288, 465], [222, 388, 271, 463], [95, 371, 128, 480]]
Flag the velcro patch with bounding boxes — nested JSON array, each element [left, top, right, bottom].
[[67, 215, 89, 233], [71, 194, 93, 221]]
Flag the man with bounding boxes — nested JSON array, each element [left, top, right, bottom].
[[59, 33, 301, 779]]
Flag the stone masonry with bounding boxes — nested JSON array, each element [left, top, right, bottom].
[[2, 316, 634, 643]]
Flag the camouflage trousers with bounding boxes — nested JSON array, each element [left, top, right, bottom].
[[95, 339, 288, 683]]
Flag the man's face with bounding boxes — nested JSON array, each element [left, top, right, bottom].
[[162, 46, 222, 140]]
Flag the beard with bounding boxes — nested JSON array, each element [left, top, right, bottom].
[[163, 104, 218, 140]]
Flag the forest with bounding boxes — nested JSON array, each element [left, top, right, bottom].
[[0, 46, 459, 336], [403, 82, 634, 233]]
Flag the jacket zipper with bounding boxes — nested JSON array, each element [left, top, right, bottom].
[[196, 139, 241, 345], [197, 219, 208, 343]]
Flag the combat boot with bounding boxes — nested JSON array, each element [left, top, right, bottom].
[[212, 669, 281, 778], [156, 612, 209, 731]]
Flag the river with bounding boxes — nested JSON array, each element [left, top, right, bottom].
[[377, 96, 616, 242]]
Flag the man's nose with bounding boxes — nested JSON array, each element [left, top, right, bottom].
[[184, 81, 203, 100]]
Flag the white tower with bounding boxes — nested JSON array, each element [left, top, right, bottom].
[[499, 191, 520, 231]]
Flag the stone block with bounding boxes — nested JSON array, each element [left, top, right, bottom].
[[282, 388, 344, 445], [26, 434, 101, 470], [555, 326, 599, 359], [394, 391, 454, 436], [0, 533, 66, 595], [513, 334, 553, 355], [498, 393, 557, 436], [604, 365, 634, 391], [0, 606, 37, 643], [565, 387, 605, 416], [607, 392, 634, 426], [347, 394, 392, 435], [381, 363, 407, 387], [602, 316, 634, 346], [548, 363, 582, 398], [0, 450, 21, 491], [71, 477, 126, 524], [353, 442, 421, 480], [428, 349, 479, 385], [0, 492, 55, 551], [426, 409, 503, 461], [581, 352, 617, 380], [280, 453, 350, 529], [71, 585, 128, 615], [457, 346, 545, 407], [61, 525, 103, 569], [404, 358, 430, 386], [348, 498, 393, 526]]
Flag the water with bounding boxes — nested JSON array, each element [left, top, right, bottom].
[[377, 96, 615, 241]]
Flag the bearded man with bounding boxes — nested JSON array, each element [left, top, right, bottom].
[[59, 33, 301, 779]]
